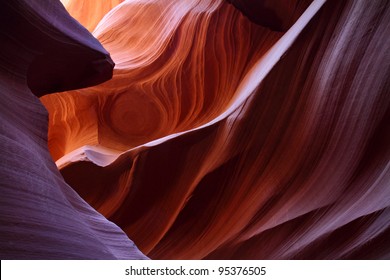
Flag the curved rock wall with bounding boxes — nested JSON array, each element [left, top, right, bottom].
[[0, 0, 147, 259]]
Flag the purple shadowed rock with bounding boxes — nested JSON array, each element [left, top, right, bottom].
[[225, 0, 305, 32], [0, 0, 148, 259]]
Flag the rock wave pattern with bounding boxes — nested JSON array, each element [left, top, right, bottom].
[[1, 0, 389, 259]]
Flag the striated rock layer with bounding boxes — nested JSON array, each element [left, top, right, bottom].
[[0, 0, 147, 259]]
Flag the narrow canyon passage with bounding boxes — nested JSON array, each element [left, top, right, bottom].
[[1, 0, 389, 259]]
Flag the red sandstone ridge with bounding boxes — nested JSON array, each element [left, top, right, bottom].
[[1, 0, 389, 260], [0, 0, 147, 259]]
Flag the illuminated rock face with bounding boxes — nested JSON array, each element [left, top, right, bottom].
[[0, 0, 147, 259], [1, 0, 389, 259]]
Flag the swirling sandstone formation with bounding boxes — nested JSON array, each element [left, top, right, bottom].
[[2, 0, 389, 259], [0, 0, 147, 259]]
